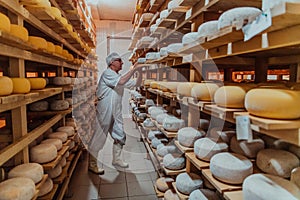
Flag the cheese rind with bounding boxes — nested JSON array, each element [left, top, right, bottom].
[[214, 86, 246, 108], [0, 177, 36, 200], [0, 13, 10, 33], [156, 177, 174, 192], [38, 177, 53, 197], [41, 138, 63, 150], [194, 138, 228, 161], [176, 172, 203, 195], [0, 76, 13, 96], [10, 24, 28, 41], [178, 127, 205, 147], [28, 78, 46, 89], [8, 163, 44, 183], [30, 143, 57, 163], [11, 78, 31, 94]]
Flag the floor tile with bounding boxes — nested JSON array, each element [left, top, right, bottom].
[[127, 180, 156, 197], [67, 184, 99, 200], [99, 183, 128, 199], [100, 171, 126, 184], [125, 173, 152, 183], [128, 195, 158, 200]]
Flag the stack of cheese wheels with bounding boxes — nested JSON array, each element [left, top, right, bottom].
[[191, 83, 220, 101], [155, 177, 174, 192], [56, 126, 75, 137], [48, 6, 61, 19], [243, 173, 300, 200], [10, 24, 28, 42], [214, 85, 249, 108], [0, 12, 11, 33], [50, 100, 69, 111], [28, 36, 47, 50], [177, 127, 205, 148], [47, 41, 55, 53], [27, 78, 47, 89], [150, 81, 159, 89], [197, 20, 219, 38], [194, 137, 228, 161], [0, 76, 13, 96], [11, 78, 31, 94], [175, 172, 203, 195], [177, 82, 197, 97], [210, 152, 253, 184], [53, 77, 71, 85], [0, 177, 36, 200], [38, 177, 53, 197], [41, 138, 63, 150], [47, 131, 68, 143], [163, 153, 185, 170], [245, 88, 300, 119], [256, 149, 300, 178], [156, 113, 170, 125], [30, 143, 57, 163], [163, 116, 185, 132], [164, 189, 180, 200], [8, 163, 44, 183], [46, 164, 62, 178], [230, 136, 265, 158], [189, 189, 219, 200], [55, 45, 63, 55]]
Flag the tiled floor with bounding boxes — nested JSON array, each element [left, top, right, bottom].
[[66, 118, 161, 200]]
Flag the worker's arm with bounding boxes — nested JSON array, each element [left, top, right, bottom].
[[118, 63, 143, 85]]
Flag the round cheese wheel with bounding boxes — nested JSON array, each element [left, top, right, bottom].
[[56, 126, 75, 137], [245, 88, 300, 119], [47, 41, 55, 53], [160, 9, 169, 19], [157, 145, 177, 157], [47, 131, 68, 143], [30, 143, 57, 163], [151, 138, 162, 149], [182, 32, 200, 45], [289, 144, 300, 158], [59, 157, 67, 167], [214, 86, 247, 108], [28, 36, 47, 50], [163, 153, 185, 170], [0, 13, 10, 33], [197, 20, 219, 38], [199, 119, 210, 130], [53, 77, 71, 85], [11, 78, 31, 94], [0, 177, 36, 200], [27, 78, 46, 89], [243, 173, 300, 200], [46, 164, 62, 178], [176, 172, 203, 195], [143, 118, 154, 128], [55, 45, 63, 55], [156, 177, 174, 192], [230, 136, 265, 158], [189, 189, 219, 200], [194, 138, 228, 161], [163, 116, 185, 132], [177, 82, 197, 97], [0, 76, 13, 96], [168, 0, 181, 10], [160, 47, 168, 57], [156, 113, 170, 124], [148, 130, 163, 140], [256, 149, 300, 178], [29, 100, 48, 111], [38, 177, 53, 197], [41, 138, 63, 150], [8, 163, 44, 183], [210, 152, 253, 184], [10, 24, 28, 42], [178, 127, 205, 147], [191, 83, 220, 101], [48, 6, 61, 19], [50, 100, 69, 111], [167, 43, 183, 54], [164, 189, 180, 200], [150, 108, 165, 120]]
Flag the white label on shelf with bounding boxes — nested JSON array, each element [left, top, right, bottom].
[[185, 8, 192, 20], [242, 9, 272, 41], [183, 54, 193, 62], [236, 115, 253, 141], [227, 43, 232, 55], [262, 33, 269, 48], [205, 0, 210, 6]]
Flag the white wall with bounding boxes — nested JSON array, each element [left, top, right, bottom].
[[95, 20, 134, 117]]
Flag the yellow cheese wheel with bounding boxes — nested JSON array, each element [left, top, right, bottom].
[[10, 24, 28, 42], [11, 78, 31, 94], [47, 42, 55, 53], [27, 78, 46, 89], [177, 82, 197, 97], [55, 45, 63, 55], [48, 7, 61, 19], [28, 36, 47, 50], [150, 81, 158, 89], [0, 76, 13, 96], [214, 86, 247, 108], [245, 88, 300, 119], [59, 17, 68, 25], [65, 24, 72, 32], [62, 49, 69, 58], [191, 83, 220, 101], [0, 13, 10, 33]]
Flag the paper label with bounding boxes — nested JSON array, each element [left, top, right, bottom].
[[236, 115, 253, 141], [185, 8, 192, 20], [242, 9, 272, 41]]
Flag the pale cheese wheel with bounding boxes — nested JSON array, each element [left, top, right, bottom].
[[151, 138, 162, 149], [27, 78, 46, 89], [41, 138, 63, 150], [163, 116, 185, 132], [256, 149, 300, 178], [157, 145, 177, 157], [156, 113, 170, 124], [167, 43, 183, 54], [160, 9, 169, 19], [243, 173, 300, 200], [164, 189, 180, 200], [182, 32, 200, 45], [30, 143, 57, 163], [160, 47, 168, 57], [245, 88, 300, 119], [150, 108, 165, 119], [191, 83, 220, 101], [189, 189, 220, 200], [0, 76, 13, 96], [140, 13, 154, 21], [47, 131, 68, 143], [148, 130, 163, 140], [28, 36, 47, 50], [11, 78, 31, 94], [146, 52, 160, 60], [56, 126, 75, 137], [10, 24, 28, 41], [210, 152, 253, 184], [47, 42, 55, 53], [176, 172, 203, 195], [59, 156, 67, 167], [230, 136, 265, 158], [50, 100, 69, 111], [197, 20, 219, 38], [168, 0, 181, 10], [178, 127, 205, 147], [0, 13, 10, 33], [163, 153, 185, 170], [53, 77, 71, 85], [177, 82, 197, 97], [214, 86, 246, 108], [29, 100, 48, 111], [194, 138, 228, 161], [0, 177, 36, 200], [38, 177, 53, 197], [156, 177, 174, 192], [8, 163, 44, 184], [46, 164, 62, 178]]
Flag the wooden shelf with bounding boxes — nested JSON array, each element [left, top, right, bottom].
[[204, 105, 245, 123], [185, 152, 210, 171], [38, 183, 59, 200], [174, 140, 193, 153], [224, 190, 243, 200], [163, 166, 186, 176], [53, 161, 71, 184], [42, 145, 69, 170], [28, 108, 73, 118], [171, 182, 189, 200], [33, 174, 49, 200], [154, 185, 165, 198]]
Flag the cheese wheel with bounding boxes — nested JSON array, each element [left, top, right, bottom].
[[245, 88, 300, 119], [194, 138, 228, 161], [30, 143, 57, 163], [176, 172, 203, 195], [168, 0, 181, 10], [41, 138, 63, 150], [148, 130, 163, 140], [163, 153, 185, 170], [156, 177, 174, 192], [11, 78, 31, 94], [146, 52, 160, 60], [163, 116, 185, 132], [10, 24, 28, 41], [178, 127, 205, 147], [46, 164, 62, 178], [59, 17, 68, 25], [55, 45, 63, 55], [47, 42, 55, 53], [27, 78, 46, 89], [256, 149, 300, 178], [189, 189, 219, 200], [191, 83, 219, 101], [157, 145, 177, 157], [28, 36, 47, 50], [210, 152, 253, 184], [38, 177, 53, 197], [182, 32, 200, 45], [0, 177, 36, 200], [47, 131, 68, 143], [150, 81, 158, 89], [177, 82, 197, 97], [50, 100, 69, 111], [56, 126, 75, 137], [243, 173, 300, 200], [150, 108, 165, 119], [8, 163, 44, 183], [197, 20, 219, 38], [230, 136, 265, 158], [29, 100, 48, 111], [156, 113, 170, 124], [0, 13, 10, 33], [167, 43, 184, 54], [53, 77, 71, 85], [48, 6, 61, 19], [59, 156, 67, 167], [0, 76, 13, 96], [164, 189, 180, 200], [214, 86, 247, 108], [160, 47, 168, 57]]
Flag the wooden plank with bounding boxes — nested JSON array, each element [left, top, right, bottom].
[[188, 98, 214, 111], [172, 182, 189, 200], [39, 183, 58, 200], [185, 152, 210, 170], [53, 161, 71, 184], [25, 6, 55, 20], [204, 105, 245, 123], [34, 174, 49, 199], [42, 145, 69, 170], [28, 108, 72, 118], [175, 140, 194, 153], [0, 30, 37, 51], [224, 190, 243, 200], [0, 94, 24, 105], [168, 8, 190, 20], [179, 38, 206, 54], [179, 0, 204, 7], [154, 185, 165, 198], [163, 166, 186, 176]]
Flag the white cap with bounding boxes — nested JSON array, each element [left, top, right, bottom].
[[106, 52, 121, 66]]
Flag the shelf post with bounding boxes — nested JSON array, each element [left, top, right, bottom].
[[254, 57, 268, 83]]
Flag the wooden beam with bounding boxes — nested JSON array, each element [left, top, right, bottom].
[[254, 57, 268, 83]]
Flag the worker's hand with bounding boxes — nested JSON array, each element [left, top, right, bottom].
[[131, 63, 143, 71]]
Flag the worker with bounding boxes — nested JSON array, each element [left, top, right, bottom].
[[88, 52, 143, 174]]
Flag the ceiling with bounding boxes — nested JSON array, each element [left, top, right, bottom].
[[86, 0, 137, 21]]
